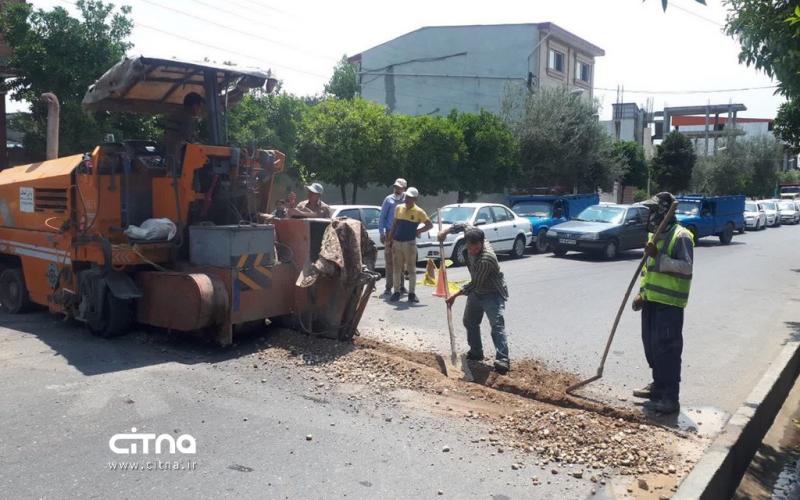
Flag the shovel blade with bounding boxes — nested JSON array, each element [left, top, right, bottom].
[[439, 352, 474, 382]]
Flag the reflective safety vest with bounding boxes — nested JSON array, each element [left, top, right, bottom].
[[640, 225, 694, 308]]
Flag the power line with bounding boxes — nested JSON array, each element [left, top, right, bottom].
[[137, 0, 336, 62], [670, 2, 725, 28], [52, 0, 328, 79], [595, 85, 778, 95], [228, 0, 288, 16]]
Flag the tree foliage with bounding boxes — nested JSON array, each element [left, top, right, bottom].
[[228, 92, 307, 169], [0, 1, 158, 159], [613, 140, 648, 189], [651, 131, 696, 194], [689, 135, 782, 197], [296, 97, 395, 203], [775, 98, 800, 152], [324, 55, 359, 100], [504, 86, 617, 192], [397, 114, 465, 197], [448, 110, 517, 202], [725, 0, 800, 98]]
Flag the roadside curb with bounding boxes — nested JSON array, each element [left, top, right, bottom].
[[674, 339, 800, 500]]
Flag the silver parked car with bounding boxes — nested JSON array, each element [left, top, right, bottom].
[[419, 203, 533, 266], [777, 200, 800, 224], [757, 200, 780, 227], [744, 201, 767, 231]]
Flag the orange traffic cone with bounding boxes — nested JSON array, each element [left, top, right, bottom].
[[433, 267, 448, 297]]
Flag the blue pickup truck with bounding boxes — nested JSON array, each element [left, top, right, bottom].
[[508, 193, 599, 252], [675, 195, 746, 245]]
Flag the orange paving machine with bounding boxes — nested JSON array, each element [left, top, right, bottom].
[[0, 57, 377, 345]]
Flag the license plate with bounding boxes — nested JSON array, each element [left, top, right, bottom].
[[558, 238, 577, 245]]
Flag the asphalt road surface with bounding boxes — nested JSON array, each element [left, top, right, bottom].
[[1, 224, 797, 498], [361, 224, 800, 418]]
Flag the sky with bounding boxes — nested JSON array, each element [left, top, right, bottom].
[[9, 0, 787, 120]]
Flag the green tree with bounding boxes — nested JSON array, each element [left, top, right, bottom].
[[227, 92, 308, 170], [742, 135, 783, 197], [775, 98, 800, 152], [651, 131, 696, 194], [504, 86, 614, 192], [448, 110, 518, 203], [725, 0, 800, 98], [397, 114, 465, 196], [324, 55, 359, 100], [613, 140, 648, 189], [297, 97, 394, 203], [0, 0, 158, 159]]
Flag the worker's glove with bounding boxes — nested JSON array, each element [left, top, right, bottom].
[[632, 294, 644, 312], [644, 242, 658, 258]]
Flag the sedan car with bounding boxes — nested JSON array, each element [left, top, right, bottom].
[[744, 201, 767, 231], [777, 200, 800, 225], [757, 200, 780, 227], [329, 205, 386, 269], [418, 203, 532, 266], [545, 203, 649, 259]]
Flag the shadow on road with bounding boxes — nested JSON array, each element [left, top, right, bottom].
[[549, 251, 643, 263], [0, 310, 357, 377], [783, 322, 800, 342]]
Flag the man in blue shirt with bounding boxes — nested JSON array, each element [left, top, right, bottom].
[[379, 178, 407, 294]]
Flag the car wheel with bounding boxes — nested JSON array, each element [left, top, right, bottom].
[[535, 230, 551, 253], [452, 241, 468, 267], [511, 236, 526, 259], [0, 268, 31, 314], [552, 246, 568, 257], [603, 239, 618, 260], [719, 223, 734, 245]]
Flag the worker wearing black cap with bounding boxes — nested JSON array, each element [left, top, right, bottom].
[[631, 192, 694, 415]]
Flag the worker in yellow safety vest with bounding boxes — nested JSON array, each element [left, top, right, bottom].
[[631, 192, 694, 415]]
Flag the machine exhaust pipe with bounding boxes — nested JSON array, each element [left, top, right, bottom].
[[40, 93, 60, 160]]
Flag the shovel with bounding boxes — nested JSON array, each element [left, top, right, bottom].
[[566, 201, 678, 396], [436, 219, 474, 382]]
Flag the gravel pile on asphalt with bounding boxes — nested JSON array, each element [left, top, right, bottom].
[[255, 328, 695, 480]]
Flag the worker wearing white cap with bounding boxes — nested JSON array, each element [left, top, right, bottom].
[[379, 178, 407, 294], [289, 182, 331, 218], [387, 187, 432, 303]]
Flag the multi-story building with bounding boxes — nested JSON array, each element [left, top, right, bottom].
[[349, 23, 604, 116]]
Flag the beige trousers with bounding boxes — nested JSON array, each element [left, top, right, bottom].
[[392, 240, 417, 294]]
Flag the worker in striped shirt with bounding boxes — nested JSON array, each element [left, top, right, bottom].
[[438, 225, 510, 373]]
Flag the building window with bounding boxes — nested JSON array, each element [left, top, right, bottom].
[[576, 61, 591, 83], [548, 49, 565, 73]]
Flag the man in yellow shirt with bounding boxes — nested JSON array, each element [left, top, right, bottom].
[[387, 187, 433, 303]]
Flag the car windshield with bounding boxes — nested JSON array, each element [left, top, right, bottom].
[[677, 201, 700, 215], [432, 206, 476, 224], [511, 201, 552, 218], [779, 201, 795, 210], [575, 205, 625, 224], [763, 202, 776, 210], [745, 202, 757, 212]]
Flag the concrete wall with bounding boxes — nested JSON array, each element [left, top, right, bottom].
[[359, 25, 538, 116]]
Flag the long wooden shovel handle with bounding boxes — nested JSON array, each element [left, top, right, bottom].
[[593, 201, 678, 378], [438, 216, 459, 363]]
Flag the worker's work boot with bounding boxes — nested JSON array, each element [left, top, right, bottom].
[[632, 383, 655, 399], [407, 293, 419, 303], [493, 359, 510, 374], [643, 399, 680, 415], [389, 292, 401, 302], [466, 351, 484, 361]]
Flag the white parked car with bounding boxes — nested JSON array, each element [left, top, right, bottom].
[[777, 200, 800, 225], [744, 201, 767, 231], [418, 203, 533, 266], [757, 200, 780, 227], [329, 205, 386, 269]]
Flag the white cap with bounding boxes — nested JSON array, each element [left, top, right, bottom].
[[406, 187, 419, 198], [393, 178, 408, 189], [306, 182, 324, 194]]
